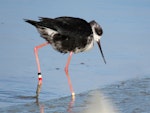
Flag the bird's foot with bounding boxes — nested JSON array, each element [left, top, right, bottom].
[[71, 92, 75, 101]]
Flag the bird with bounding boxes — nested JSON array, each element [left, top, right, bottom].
[[24, 16, 106, 98]]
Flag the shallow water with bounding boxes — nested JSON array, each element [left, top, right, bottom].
[[0, 0, 150, 112], [0, 77, 150, 113]]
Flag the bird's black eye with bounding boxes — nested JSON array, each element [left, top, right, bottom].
[[95, 27, 103, 36]]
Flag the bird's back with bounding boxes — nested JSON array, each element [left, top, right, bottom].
[[54, 17, 92, 37], [25, 17, 92, 37], [25, 17, 94, 53]]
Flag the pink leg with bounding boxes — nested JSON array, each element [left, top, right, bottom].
[[34, 42, 49, 97], [64, 52, 75, 98]]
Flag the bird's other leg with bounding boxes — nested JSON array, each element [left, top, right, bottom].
[[34, 42, 49, 97], [64, 52, 75, 98]]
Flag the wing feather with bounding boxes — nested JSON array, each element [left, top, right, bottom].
[[38, 17, 92, 38]]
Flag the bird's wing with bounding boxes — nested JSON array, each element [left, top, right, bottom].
[[39, 17, 92, 38]]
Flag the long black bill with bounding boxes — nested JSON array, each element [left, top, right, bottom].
[[97, 40, 106, 64]]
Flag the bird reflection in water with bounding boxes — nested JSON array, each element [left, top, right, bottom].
[[35, 94, 76, 113], [35, 90, 119, 113]]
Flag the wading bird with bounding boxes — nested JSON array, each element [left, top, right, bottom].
[[25, 16, 106, 98]]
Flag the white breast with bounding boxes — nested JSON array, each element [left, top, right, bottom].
[[84, 39, 94, 52]]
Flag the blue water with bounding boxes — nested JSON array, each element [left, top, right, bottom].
[[0, 0, 150, 112], [0, 77, 150, 113]]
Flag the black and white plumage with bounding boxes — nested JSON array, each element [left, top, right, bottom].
[[25, 16, 106, 63], [25, 16, 106, 97]]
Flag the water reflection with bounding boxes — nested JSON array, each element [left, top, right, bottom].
[[35, 68, 75, 113], [39, 104, 44, 113], [0, 87, 119, 113], [67, 96, 75, 113], [35, 91, 119, 113], [36, 95, 76, 113]]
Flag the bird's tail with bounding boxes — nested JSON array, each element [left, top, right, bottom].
[[24, 19, 38, 27]]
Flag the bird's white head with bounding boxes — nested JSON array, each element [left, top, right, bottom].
[[89, 20, 103, 42], [89, 20, 106, 64]]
